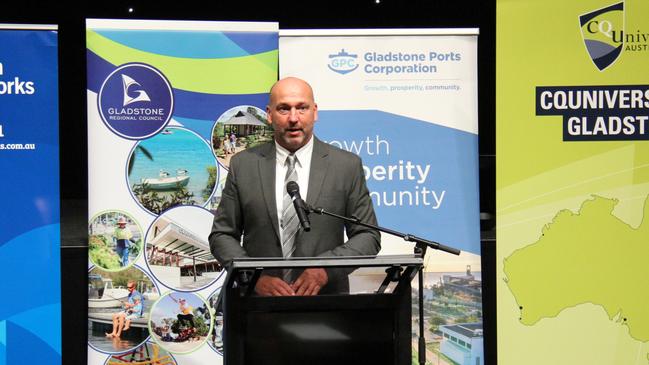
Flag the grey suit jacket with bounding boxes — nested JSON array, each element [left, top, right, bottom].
[[209, 137, 380, 293]]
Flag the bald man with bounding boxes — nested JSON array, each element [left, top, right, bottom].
[[209, 77, 380, 296]]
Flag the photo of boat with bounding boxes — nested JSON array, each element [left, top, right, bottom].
[[127, 127, 217, 214], [141, 169, 190, 191], [88, 274, 129, 309], [143, 286, 160, 301], [88, 267, 155, 353]]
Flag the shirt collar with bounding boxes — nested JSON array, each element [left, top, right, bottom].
[[275, 137, 314, 167]]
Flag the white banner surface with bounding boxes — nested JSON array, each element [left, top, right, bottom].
[[281, 29, 484, 365]]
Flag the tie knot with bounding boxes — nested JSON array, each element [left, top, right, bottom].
[[286, 154, 297, 168]]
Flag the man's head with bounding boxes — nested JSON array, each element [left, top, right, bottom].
[[117, 216, 127, 228], [266, 77, 318, 153], [126, 281, 136, 292]]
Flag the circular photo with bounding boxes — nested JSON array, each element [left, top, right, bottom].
[[145, 206, 225, 291], [206, 166, 227, 212], [207, 288, 224, 355], [127, 127, 218, 215], [211, 105, 272, 169], [89, 211, 143, 270], [88, 266, 157, 353], [104, 341, 177, 365], [149, 292, 213, 354]]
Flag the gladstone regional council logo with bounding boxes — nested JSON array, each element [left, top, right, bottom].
[[328, 49, 359, 75], [98, 63, 174, 139]]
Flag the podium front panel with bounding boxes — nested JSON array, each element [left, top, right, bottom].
[[221, 255, 422, 365]]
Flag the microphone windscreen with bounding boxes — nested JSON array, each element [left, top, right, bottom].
[[286, 181, 299, 196]]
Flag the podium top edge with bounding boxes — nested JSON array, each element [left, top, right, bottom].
[[229, 255, 423, 269], [0, 24, 58, 30], [279, 28, 479, 37]]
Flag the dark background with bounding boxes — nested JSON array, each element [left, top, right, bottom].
[[4, 1, 496, 364]]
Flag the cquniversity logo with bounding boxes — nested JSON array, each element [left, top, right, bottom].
[[579, 2, 624, 71], [98, 63, 173, 139], [328, 49, 359, 75]]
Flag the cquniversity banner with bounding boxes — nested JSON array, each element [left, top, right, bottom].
[[86, 19, 277, 364], [0, 25, 60, 365], [497, 0, 649, 364], [280, 29, 483, 365]]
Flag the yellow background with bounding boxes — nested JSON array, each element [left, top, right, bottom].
[[497, 0, 649, 363]]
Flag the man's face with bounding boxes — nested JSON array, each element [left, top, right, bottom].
[[266, 78, 318, 153]]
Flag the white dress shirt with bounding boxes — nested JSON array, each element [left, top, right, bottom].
[[275, 137, 313, 236]]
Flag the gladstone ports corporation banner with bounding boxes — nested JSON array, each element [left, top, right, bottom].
[[86, 19, 277, 364], [280, 29, 483, 365], [0, 25, 61, 365], [497, 0, 649, 364]]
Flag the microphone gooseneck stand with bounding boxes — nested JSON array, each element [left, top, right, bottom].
[[308, 205, 461, 365]]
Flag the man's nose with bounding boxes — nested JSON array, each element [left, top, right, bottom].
[[288, 107, 300, 121]]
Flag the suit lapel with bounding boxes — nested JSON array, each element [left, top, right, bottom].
[[306, 138, 329, 207], [258, 143, 281, 242]]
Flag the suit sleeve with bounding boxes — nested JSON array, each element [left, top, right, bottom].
[[209, 159, 250, 267], [320, 156, 381, 258]]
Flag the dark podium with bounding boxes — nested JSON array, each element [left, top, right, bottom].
[[219, 255, 423, 365]]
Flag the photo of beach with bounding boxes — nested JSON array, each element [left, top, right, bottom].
[[88, 266, 156, 353], [149, 292, 212, 354], [211, 105, 272, 169], [127, 127, 217, 215]]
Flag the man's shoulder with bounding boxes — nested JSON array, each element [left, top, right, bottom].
[[315, 138, 362, 165]]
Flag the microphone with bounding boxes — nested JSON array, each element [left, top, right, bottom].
[[286, 181, 311, 232]]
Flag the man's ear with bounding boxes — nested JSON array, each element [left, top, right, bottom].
[[266, 106, 273, 125]]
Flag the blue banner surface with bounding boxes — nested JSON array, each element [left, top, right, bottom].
[[0, 27, 61, 365]]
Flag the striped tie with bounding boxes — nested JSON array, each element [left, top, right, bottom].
[[281, 154, 299, 261]]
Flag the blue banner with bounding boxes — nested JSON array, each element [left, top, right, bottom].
[[0, 26, 61, 365]]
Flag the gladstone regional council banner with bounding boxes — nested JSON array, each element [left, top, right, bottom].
[[86, 19, 277, 365], [0, 24, 61, 365], [280, 29, 483, 365], [497, 0, 649, 364]]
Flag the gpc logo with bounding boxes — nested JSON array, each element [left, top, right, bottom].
[[328, 49, 359, 75], [579, 2, 624, 71]]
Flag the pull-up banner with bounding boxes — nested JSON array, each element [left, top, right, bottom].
[[0, 24, 60, 365], [497, 0, 649, 364], [280, 29, 483, 365], [86, 19, 277, 365]]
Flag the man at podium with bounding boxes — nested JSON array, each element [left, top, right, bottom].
[[209, 77, 380, 296]]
